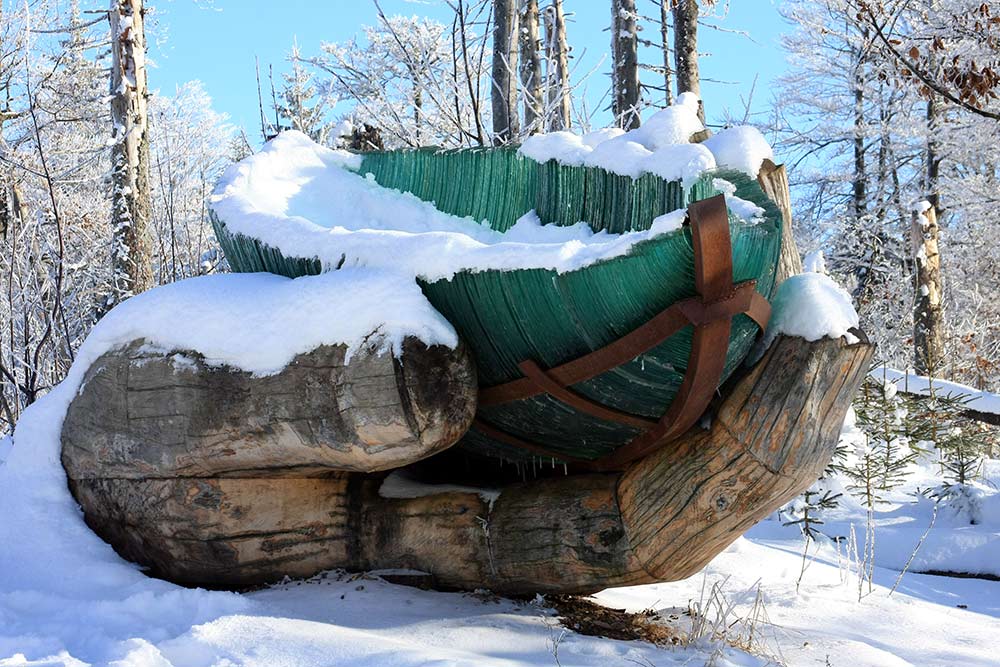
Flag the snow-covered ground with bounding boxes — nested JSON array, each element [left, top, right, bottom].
[[873, 366, 1000, 419]]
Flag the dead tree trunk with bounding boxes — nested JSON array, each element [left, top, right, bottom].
[[542, 0, 571, 131], [912, 204, 944, 375], [659, 0, 674, 106], [491, 0, 520, 144], [672, 0, 704, 123], [64, 335, 871, 592], [109, 0, 154, 306], [518, 0, 543, 134], [611, 0, 641, 130]]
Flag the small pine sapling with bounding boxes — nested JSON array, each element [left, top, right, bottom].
[[845, 374, 918, 507]]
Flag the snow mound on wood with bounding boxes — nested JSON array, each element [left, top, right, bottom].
[[81, 271, 457, 377], [763, 273, 860, 348], [3, 270, 455, 481], [210, 131, 695, 282], [702, 126, 774, 178], [82, 269, 458, 377]]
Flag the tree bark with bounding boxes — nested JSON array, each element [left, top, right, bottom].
[[542, 0, 571, 131], [611, 0, 641, 130], [65, 335, 872, 592], [491, 0, 520, 144], [912, 204, 945, 375], [672, 0, 704, 123], [518, 0, 543, 134], [109, 0, 154, 306]]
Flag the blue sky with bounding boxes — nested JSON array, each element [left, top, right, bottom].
[[148, 0, 790, 141]]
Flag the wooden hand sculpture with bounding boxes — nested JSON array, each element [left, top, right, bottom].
[[62, 332, 871, 594]]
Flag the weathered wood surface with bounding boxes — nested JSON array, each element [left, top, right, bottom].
[[757, 159, 803, 285], [62, 337, 477, 478], [65, 334, 871, 593]]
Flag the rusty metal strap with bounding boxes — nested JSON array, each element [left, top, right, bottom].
[[594, 195, 744, 470], [479, 283, 764, 408], [475, 194, 771, 471]]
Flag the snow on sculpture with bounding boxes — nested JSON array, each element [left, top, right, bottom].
[[58, 98, 874, 593]]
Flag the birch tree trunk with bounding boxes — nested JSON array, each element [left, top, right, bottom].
[[518, 0, 543, 134], [672, 0, 704, 122], [611, 0, 641, 130], [912, 203, 944, 375], [109, 0, 153, 306], [491, 0, 520, 144], [542, 0, 571, 131]]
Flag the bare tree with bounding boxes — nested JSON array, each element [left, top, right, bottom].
[[491, 0, 520, 143], [542, 0, 571, 130], [659, 0, 674, 106], [108, 0, 154, 307], [851, 26, 869, 220], [518, 0, 543, 134], [611, 0, 641, 129]]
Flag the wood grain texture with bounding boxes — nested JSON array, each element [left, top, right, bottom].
[[757, 159, 803, 285], [62, 337, 477, 478], [63, 335, 871, 594], [618, 335, 873, 580]]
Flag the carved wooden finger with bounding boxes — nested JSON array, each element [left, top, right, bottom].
[[757, 159, 803, 285], [64, 335, 871, 593], [62, 337, 477, 478]]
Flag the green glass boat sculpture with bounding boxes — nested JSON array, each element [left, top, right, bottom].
[[211, 145, 783, 469]]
